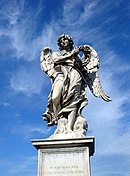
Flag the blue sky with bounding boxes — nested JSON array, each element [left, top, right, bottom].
[[0, 0, 130, 175]]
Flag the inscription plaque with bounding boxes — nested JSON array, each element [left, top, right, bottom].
[[41, 147, 90, 176]]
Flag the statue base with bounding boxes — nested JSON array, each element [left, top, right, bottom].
[[32, 137, 95, 176]]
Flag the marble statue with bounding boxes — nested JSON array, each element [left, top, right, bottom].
[[40, 34, 111, 138]]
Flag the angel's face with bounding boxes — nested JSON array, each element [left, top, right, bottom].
[[60, 37, 70, 49]]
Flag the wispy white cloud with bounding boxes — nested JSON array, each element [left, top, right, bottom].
[[84, 51, 130, 157], [11, 121, 52, 140], [10, 65, 48, 96], [0, 0, 126, 61], [0, 1, 59, 96], [1, 102, 10, 107], [62, 0, 101, 26], [0, 0, 25, 25], [0, 156, 37, 175], [0, 0, 43, 60], [9, 156, 37, 174], [85, 58, 130, 175]]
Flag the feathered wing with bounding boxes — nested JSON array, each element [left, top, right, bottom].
[[81, 45, 112, 102], [40, 47, 54, 77]]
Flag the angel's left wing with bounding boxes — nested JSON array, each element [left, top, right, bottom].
[[81, 45, 111, 102]]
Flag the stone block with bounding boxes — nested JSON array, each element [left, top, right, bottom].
[[32, 137, 95, 176]]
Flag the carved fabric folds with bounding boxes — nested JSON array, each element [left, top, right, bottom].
[[43, 54, 88, 125]]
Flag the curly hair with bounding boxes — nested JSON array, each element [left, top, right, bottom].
[[57, 34, 74, 51]]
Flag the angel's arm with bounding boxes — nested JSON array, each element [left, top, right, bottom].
[[53, 52, 73, 64]]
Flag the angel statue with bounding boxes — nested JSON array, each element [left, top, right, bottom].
[[40, 34, 111, 139]]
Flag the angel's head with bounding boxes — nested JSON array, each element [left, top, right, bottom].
[[57, 34, 74, 51]]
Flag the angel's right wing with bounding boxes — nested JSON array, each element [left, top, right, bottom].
[[40, 47, 54, 77]]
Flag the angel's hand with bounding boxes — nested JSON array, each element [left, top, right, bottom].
[[71, 47, 80, 55]]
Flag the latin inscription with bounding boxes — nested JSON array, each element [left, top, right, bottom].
[[42, 151, 87, 176], [43, 165, 84, 175]]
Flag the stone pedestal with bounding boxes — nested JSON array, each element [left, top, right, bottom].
[[32, 137, 95, 176]]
